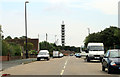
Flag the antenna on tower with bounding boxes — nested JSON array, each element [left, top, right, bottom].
[[62, 21, 64, 25]]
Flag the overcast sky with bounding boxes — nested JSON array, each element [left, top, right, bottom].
[[0, 0, 119, 47]]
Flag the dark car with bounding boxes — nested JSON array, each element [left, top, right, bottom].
[[102, 49, 120, 74]]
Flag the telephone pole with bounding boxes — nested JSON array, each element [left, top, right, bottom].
[[25, 1, 29, 58]]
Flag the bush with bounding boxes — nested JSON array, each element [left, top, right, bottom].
[[2, 40, 9, 56], [28, 50, 37, 55], [9, 43, 22, 56], [2, 41, 22, 56]]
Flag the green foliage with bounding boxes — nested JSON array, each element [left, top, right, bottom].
[[14, 37, 19, 39], [9, 43, 22, 56], [2, 40, 9, 56], [84, 26, 120, 51], [39, 41, 80, 53], [5, 36, 12, 40], [24, 42, 34, 51], [19, 36, 26, 39], [28, 50, 37, 55], [2, 41, 22, 56], [39, 41, 56, 52]]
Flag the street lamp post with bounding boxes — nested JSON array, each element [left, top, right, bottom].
[[25, 1, 29, 58]]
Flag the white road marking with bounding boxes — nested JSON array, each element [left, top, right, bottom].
[[60, 57, 69, 75], [63, 66, 66, 69], [60, 70, 64, 75]]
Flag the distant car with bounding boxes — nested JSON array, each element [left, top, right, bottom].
[[102, 49, 120, 74], [75, 53, 81, 58], [59, 53, 64, 58], [70, 54, 74, 56], [53, 51, 59, 58], [37, 50, 50, 61], [75, 53, 77, 56]]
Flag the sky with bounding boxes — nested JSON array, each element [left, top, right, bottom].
[[0, 0, 119, 47]]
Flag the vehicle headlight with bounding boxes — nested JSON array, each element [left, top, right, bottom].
[[110, 61, 116, 66]]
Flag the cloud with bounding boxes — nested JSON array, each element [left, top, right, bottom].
[[89, 0, 118, 15], [1, 0, 118, 15]]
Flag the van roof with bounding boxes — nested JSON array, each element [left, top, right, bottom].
[[40, 50, 49, 53], [88, 43, 103, 46]]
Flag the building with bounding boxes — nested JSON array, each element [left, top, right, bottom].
[[61, 21, 65, 46], [6, 39, 39, 51]]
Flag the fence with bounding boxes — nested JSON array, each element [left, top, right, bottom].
[[0, 54, 37, 61]]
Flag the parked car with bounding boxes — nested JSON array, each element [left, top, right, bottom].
[[75, 53, 81, 58], [70, 54, 74, 56], [102, 49, 120, 74], [37, 50, 50, 61]]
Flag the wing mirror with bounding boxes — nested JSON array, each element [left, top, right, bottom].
[[104, 55, 108, 58]]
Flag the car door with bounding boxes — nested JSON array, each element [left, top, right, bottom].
[[102, 51, 110, 68]]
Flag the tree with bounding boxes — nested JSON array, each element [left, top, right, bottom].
[[24, 42, 34, 51], [84, 26, 120, 51], [2, 40, 9, 56], [9, 43, 22, 56], [14, 37, 19, 39], [5, 36, 12, 40], [19, 36, 26, 39], [0, 25, 3, 36], [19, 36, 30, 39]]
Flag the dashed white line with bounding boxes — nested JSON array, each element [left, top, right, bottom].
[[60, 70, 64, 75], [60, 58, 69, 75], [63, 66, 66, 69]]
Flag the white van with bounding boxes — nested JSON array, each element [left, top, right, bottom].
[[86, 43, 104, 62], [53, 51, 60, 58], [37, 50, 50, 61]]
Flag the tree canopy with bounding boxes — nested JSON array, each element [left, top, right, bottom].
[[84, 26, 120, 51]]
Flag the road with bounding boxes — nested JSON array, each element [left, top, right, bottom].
[[1, 56, 120, 76]]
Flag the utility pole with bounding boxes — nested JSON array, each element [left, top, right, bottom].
[[87, 28, 90, 35], [38, 34, 39, 51], [46, 33, 48, 42], [55, 35, 57, 44], [25, 1, 29, 58], [46, 33, 48, 49]]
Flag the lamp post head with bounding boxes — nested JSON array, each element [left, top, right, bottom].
[[25, 1, 29, 3]]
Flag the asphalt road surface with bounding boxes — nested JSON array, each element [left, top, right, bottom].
[[1, 56, 120, 76]]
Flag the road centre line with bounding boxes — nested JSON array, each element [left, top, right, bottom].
[[60, 57, 69, 75], [60, 70, 64, 75]]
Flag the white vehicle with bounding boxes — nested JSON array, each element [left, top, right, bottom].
[[59, 53, 63, 58], [53, 51, 60, 58], [37, 50, 50, 61], [86, 43, 104, 62]]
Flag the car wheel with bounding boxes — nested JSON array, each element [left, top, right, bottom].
[[102, 66, 105, 71], [100, 59, 102, 62], [37, 58, 40, 61], [47, 58, 49, 61], [87, 58, 90, 62], [86, 57, 90, 62], [108, 67, 112, 74]]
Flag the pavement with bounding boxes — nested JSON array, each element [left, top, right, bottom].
[[1, 58, 37, 71], [1, 56, 120, 76]]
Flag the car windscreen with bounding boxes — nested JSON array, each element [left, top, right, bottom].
[[88, 46, 104, 51], [110, 51, 120, 58], [39, 52, 48, 55]]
